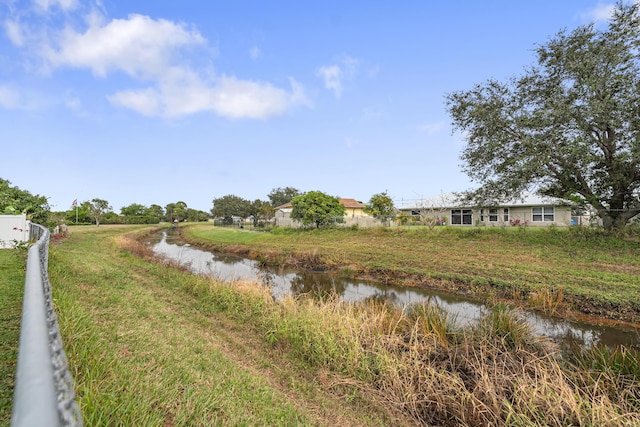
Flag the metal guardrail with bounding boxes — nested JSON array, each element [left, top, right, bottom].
[[11, 223, 83, 427]]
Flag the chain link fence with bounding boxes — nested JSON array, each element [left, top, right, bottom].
[[11, 223, 83, 427]]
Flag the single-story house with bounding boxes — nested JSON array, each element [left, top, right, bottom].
[[275, 198, 369, 219], [398, 192, 577, 227], [338, 198, 368, 218], [274, 198, 376, 227]]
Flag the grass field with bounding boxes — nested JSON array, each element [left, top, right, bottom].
[[183, 224, 640, 324], [0, 249, 25, 425], [3, 224, 639, 425], [47, 225, 403, 426]]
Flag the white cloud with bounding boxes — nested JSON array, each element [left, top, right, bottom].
[[580, 1, 640, 24], [317, 55, 361, 98], [0, 85, 20, 109], [582, 3, 616, 23], [3, 5, 308, 119], [34, 0, 79, 13], [317, 64, 343, 98], [107, 87, 160, 116], [37, 13, 309, 119], [108, 69, 310, 119], [209, 76, 309, 119], [4, 19, 25, 46], [45, 14, 206, 78]]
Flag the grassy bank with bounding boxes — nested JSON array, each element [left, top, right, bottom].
[[0, 249, 25, 425], [43, 225, 639, 425], [182, 225, 640, 324], [48, 225, 402, 426]]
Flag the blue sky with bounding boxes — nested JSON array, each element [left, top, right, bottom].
[[1, 0, 621, 213]]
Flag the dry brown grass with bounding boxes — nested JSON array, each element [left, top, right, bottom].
[[266, 294, 640, 426]]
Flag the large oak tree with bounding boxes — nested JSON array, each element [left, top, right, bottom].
[[268, 187, 301, 208], [211, 194, 251, 224], [446, 2, 640, 231]]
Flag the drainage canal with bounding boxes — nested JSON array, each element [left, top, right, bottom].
[[147, 229, 639, 351]]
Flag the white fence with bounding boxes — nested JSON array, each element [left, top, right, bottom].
[[0, 214, 29, 248]]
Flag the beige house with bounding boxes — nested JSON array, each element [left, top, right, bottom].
[[274, 198, 378, 227], [399, 192, 576, 227], [339, 198, 368, 217]]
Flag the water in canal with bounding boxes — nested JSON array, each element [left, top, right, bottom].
[[147, 229, 639, 350]]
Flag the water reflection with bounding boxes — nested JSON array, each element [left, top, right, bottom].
[[148, 230, 639, 350]]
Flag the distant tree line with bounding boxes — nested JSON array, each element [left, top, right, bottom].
[[64, 199, 211, 226], [0, 178, 398, 230], [211, 188, 397, 229]]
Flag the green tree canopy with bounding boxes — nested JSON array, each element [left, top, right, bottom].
[[120, 203, 147, 217], [211, 195, 251, 224], [445, 2, 640, 231], [248, 199, 274, 226], [118, 203, 163, 224], [0, 178, 50, 224], [66, 201, 92, 223], [89, 198, 112, 227], [173, 201, 188, 222], [165, 201, 188, 222], [147, 204, 165, 222], [268, 187, 301, 207], [186, 208, 210, 222], [364, 191, 396, 226], [290, 191, 345, 228]]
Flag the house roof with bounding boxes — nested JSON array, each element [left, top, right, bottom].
[[399, 191, 571, 210], [338, 198, 367, 209]]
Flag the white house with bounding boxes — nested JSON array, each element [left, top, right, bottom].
[[398, 192, 577, 227], [0, 214, 30, 248]]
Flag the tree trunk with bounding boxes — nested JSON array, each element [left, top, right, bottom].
[[600, 210, 637, 232]]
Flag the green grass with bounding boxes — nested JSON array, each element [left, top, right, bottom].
[[183, 224, 640, 322], [0, 249, 25, 425], [0, 224, 629, 426], [48, 225, 398, 426], [46, 225, 640, 425]]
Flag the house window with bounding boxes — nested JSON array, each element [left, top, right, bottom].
[[532, 206, 554, 222], [480, 208, 499, 222], [503, 208, 509, 222], [451, 209, 472, 225]]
